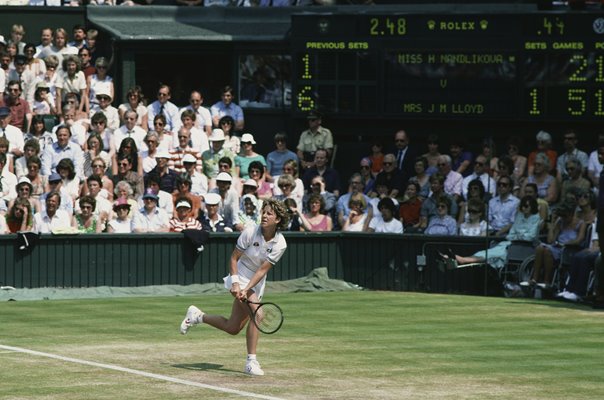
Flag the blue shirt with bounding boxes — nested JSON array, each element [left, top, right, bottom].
[[425, 215, 458, 235], [488, 195, 520, 231], [267, 149, 298, 177], [210, 101, 244, 125]]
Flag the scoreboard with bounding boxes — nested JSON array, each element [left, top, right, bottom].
[[291, 12, 604, 120]]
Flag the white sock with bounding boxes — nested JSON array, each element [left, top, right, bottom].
[[247, 354, 257, 362]]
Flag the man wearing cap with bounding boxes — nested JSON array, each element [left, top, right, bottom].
[[296, 110, 333, 170], [182, 153, 208, 197], [198, 192, 233, 233], [211, 85, 244, 131], [33, 191, 71, 234], [114, 110, 146, 154], [0, 153, 18, 210], [90, 87, 119, 131], [147, 84, 179, 132], [132, 188, 170, 233], [170, 197, 202, 232], [201, 129, 235, 186], [149, 149, 178, 194], [174, 90, 212, 137], [42, 125, 84, 181], [0, 106, 25, 158], [0, 80, 31, 132], [208, 171, 240, 227]]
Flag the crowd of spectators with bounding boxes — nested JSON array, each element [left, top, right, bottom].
[[0, 23, 603, 239]]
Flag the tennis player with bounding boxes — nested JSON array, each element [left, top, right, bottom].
[[180, 198, 289, 376]]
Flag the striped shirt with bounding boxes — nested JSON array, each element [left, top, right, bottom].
[[170, 217, 202, 232]]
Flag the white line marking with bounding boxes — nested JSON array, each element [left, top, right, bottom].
[[0, 344, 286, 400]]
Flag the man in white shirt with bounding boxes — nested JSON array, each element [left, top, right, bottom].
[[367, 197, 403, 234], [113, 110, 147, 153], [33, 191, 71, 233], [0, 152, 18, 211], [174, 90, 212, 137], [34, 28, 54, 58], [132, 188, 170, 233], [462, 155, 496, 200], [0, 106, 24, 157], [209, 171, 240, 227], [147, 84, 179, 132], [437, 154, 463, 202]]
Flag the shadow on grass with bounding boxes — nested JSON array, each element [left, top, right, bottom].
[[504, 298, 604, 312], [172, 362, 243, 375]]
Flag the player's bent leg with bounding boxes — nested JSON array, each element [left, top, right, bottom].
[[203, 299, 249, 335]]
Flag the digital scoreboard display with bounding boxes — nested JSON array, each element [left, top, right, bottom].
[[291, 13, 604, 120]]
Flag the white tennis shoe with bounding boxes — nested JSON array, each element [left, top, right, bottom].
[[180, 305, 203, 335], [244, 359, 265, 376]]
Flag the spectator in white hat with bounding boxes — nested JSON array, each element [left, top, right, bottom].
[[170, 196, 202, 232], [207, 171, 239, 227], [90, 86, 119, 131], [198, 191, 233, 233], [149, 149, 178, 193], [234, 193, 261, 232], [234, 133, 267, 180], [201, 128, 235, 185], [182, 153, 208, 197]]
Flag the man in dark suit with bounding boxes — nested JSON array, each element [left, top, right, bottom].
[[393, 129, 416, 191]]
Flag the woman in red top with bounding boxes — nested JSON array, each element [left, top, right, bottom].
[[399, 181, 422, 231], [5, 198, 34, 233]]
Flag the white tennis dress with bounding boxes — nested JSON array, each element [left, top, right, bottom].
[[223, 224, 287, 299]]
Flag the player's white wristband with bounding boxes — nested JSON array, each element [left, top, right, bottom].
[[231, 275, 240, 284]]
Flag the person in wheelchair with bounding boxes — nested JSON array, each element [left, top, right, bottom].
[[437, 196, 541, 270], [521, 201, 587, 289]]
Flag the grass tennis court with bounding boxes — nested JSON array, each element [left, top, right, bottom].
[[1, 291, 603, 399]]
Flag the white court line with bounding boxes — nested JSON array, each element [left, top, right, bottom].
[[0, 344, 286, 400]]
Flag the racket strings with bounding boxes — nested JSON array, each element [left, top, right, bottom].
[[255, 304, 283, 333]]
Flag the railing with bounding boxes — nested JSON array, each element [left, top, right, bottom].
[[0, 232, 501, 295]]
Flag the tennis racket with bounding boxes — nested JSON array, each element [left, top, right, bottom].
[[243, 299, 284, 334]]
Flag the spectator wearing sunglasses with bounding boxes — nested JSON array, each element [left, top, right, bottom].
[[560, 158, 591, 202], [89, 87, 119, 131], [556, 129, 588, 183], [461, 155, 496, 201], [459, 198, 487, 237], [488, 175, 520, 236], [146, 84, 179, 132]]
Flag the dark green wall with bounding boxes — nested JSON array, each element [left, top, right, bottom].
[[0, 233, 501, 296], [0, 7, 85, 45]]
